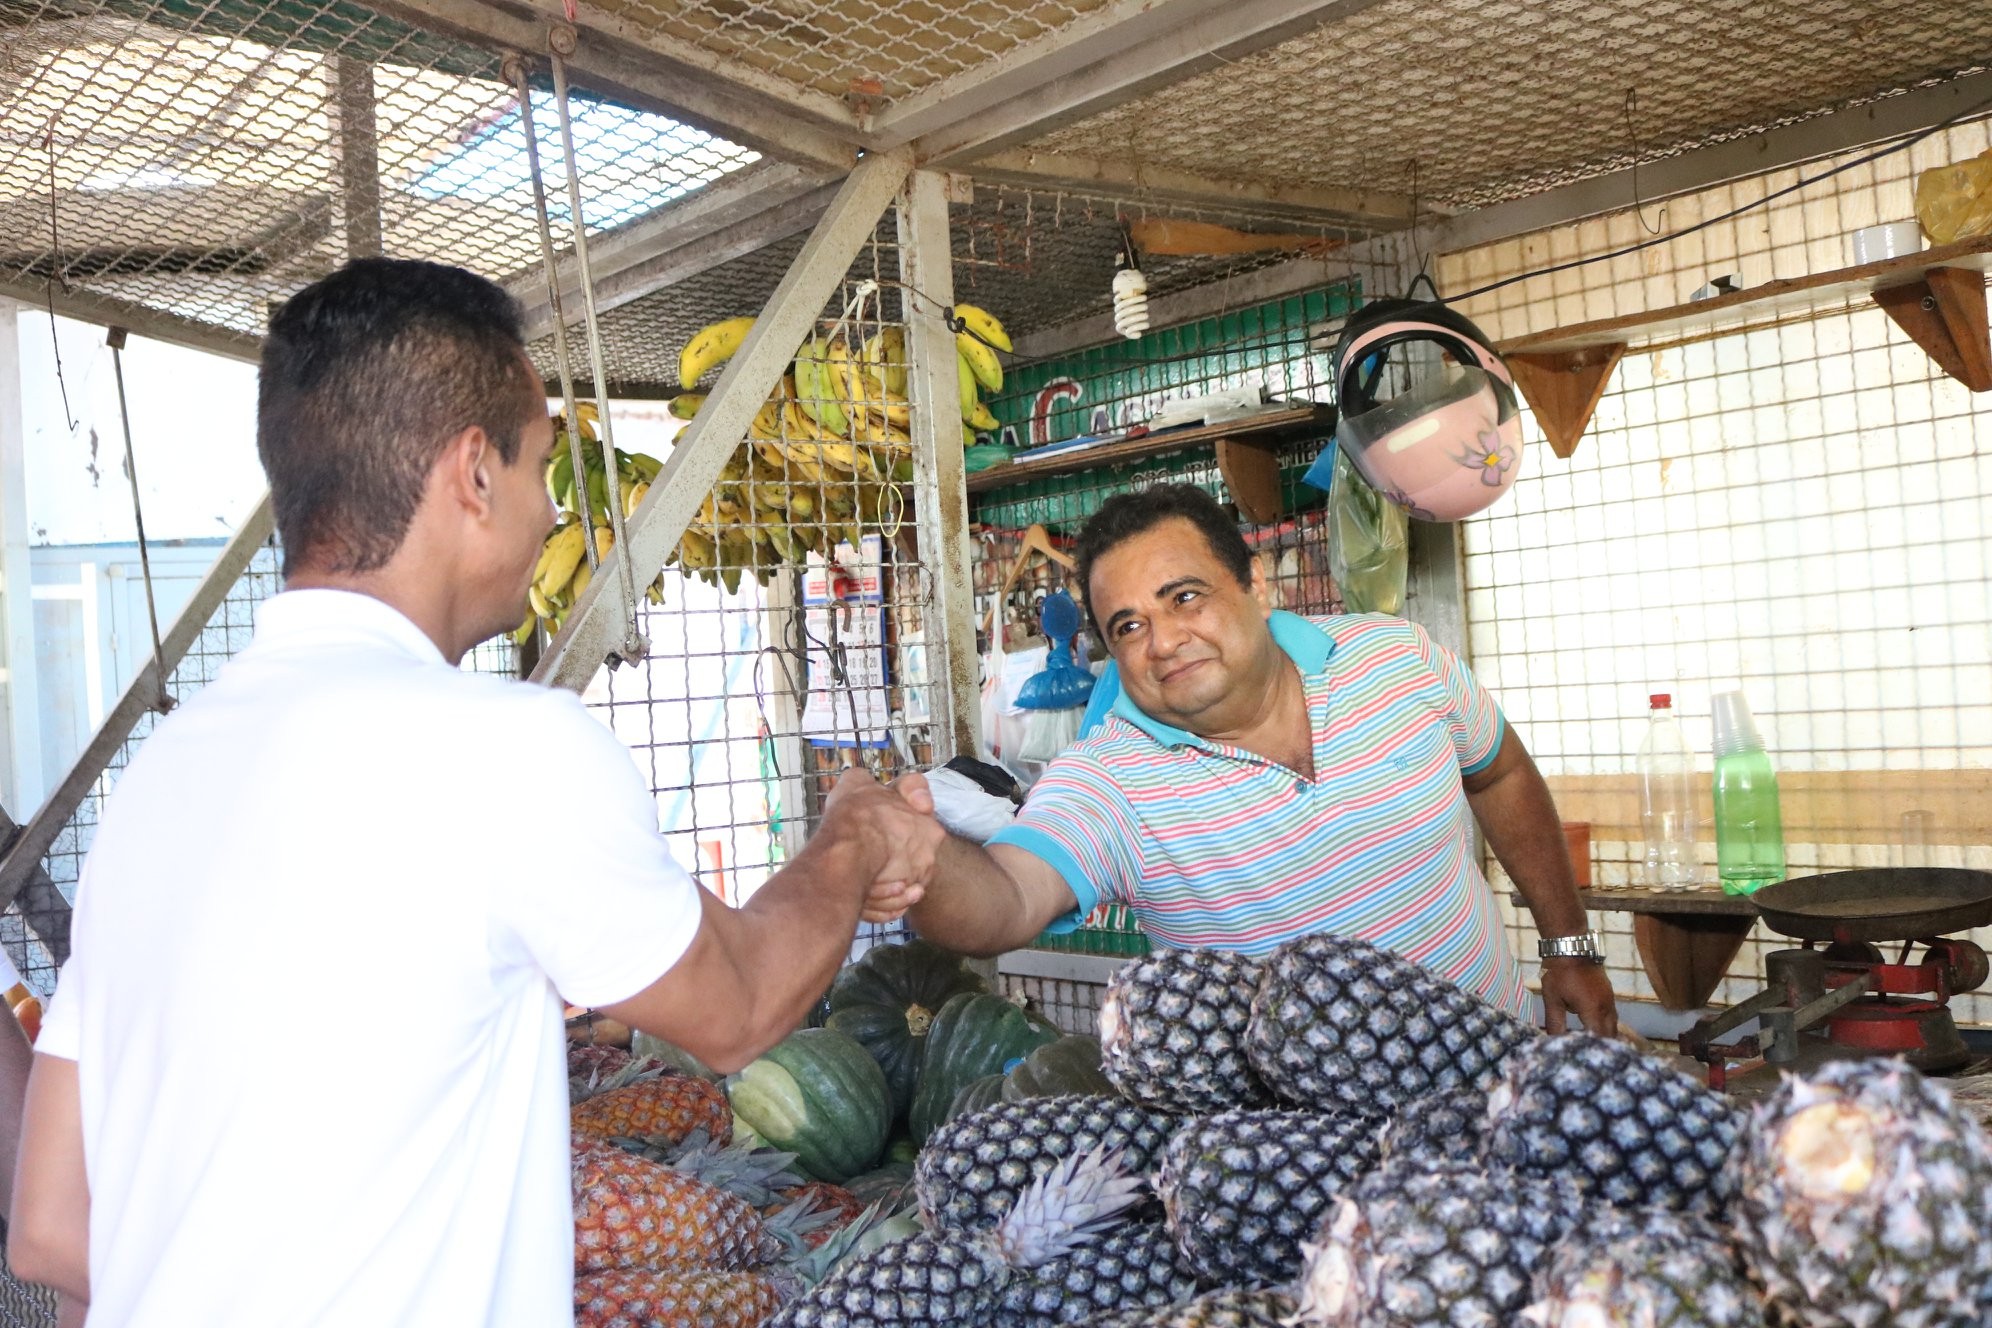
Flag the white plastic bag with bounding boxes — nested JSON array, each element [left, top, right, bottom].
[[979, 642, 1049, 786], [925, 767, 1020, 843]]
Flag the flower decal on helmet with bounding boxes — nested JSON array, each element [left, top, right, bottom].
[[1454, 429, 1516, 486], [1382, 487, 1440, 523]]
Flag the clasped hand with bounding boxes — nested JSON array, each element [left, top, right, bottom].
[[823, 769, 943, 923]]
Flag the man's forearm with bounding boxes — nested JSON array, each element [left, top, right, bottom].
[[732, 825, 878, 1034], [1467, 759, 1587, 939], [906, 838, 1046, 957]]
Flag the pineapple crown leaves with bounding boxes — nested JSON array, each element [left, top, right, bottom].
[[760, 1192, 847, 1263], [610, 1127, 808, 1204], [984, 1145, 1144, 1271], [572, 1056, 674, 1105], [779, 1199, 922, 1287]]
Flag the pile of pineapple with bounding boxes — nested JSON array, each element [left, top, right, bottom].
[[567, 935, 1992, 1327], [565, 1043, 922, 1328], [769, 935, 1992, 1328]]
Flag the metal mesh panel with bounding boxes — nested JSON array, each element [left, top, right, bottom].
[[528, 182, 1383, 396], [0, 0, 758, 336], [561, 226, 945, 961], [1435, 114, 1992, 1024], [1025, 0, 1992, 209], [575, 0, 1115, 104], [4, 534, 521, 994]]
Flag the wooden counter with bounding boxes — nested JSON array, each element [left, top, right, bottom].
[[1524, 887, 1762, 1012]]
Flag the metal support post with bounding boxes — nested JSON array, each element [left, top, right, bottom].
[[895, 169, 980, 762], [334, 58, 383, 260], [531, 146, 914, 694], [0, 300, 42, 817]]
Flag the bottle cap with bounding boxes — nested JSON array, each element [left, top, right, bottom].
[[1710, 690, 1763, 757], [1650, 693, 1671, 709]]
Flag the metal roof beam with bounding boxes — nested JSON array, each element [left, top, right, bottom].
[[0, 279, 262, 363], [512, 160, 844, 337], [967, 148, 1415, 225], [888, 0, 1396, 164], [362, 0, 861, 170]]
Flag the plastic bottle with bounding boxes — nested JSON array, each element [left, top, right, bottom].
[[1637, 693, 1699, 892], [1711, 690, 1786, 896]]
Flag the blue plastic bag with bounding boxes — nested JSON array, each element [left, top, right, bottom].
[[1014, 591, 1095, 762]]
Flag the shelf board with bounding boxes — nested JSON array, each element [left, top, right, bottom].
[[1496, 234, 1992, 357], [965, 404, 1334, 494]]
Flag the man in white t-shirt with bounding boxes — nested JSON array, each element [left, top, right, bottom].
[[7, 259, 943, 1326]]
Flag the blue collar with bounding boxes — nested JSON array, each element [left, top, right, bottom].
[[1094, 610, 1337, 748]]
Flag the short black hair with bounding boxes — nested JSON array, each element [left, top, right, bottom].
[[258, 258, 540, 577], [1074, 484, 1252, 632]]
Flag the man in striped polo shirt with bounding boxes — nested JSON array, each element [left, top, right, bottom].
[[890, 484, 1616, 1034]]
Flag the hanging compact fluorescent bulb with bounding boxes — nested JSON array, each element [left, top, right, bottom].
[[1111, 227, 1149, 339]]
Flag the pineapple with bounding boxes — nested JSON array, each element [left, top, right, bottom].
[[574, 1268, 785, 1328], [1487, 1032, 1740, 1215], [1519, 1205, 1770, 1328], [1153, 1108, 1384, 1286], [1246, 935, 1536, 1116], [1088, 1289, 1297, 1328], [573, 1074, 734, 1147], [1376, 1088, 1488, 1170], [770, 1146, 1144, 1327], [572, 1140, 779, 1274], [916, 1095, 1175, 1233], [770, 1181, 867, 1249], [993, 1218, 1200, 1327], [1729, 1058, 1992, 1328], [1100, 950, 1271, 1112], [1288, 1158, 1586, 1328], [610, 1128, 807, 1206]]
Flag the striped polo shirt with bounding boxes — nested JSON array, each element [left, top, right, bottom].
[[988, 611, 1530, 1017]]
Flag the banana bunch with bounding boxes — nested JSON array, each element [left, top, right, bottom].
[[515, 411, 668, 645], [658, 302, 1010, 592]]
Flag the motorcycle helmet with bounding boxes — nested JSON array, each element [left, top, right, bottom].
[[1329, 296, 1524, 521]]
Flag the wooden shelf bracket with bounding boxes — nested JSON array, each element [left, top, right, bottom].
[[1873, 266, 1992, 393], [1506, 342, 1627, 459]]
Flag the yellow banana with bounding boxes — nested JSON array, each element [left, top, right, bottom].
[[779, 438, 868, 475], [668, 393, 705, 421], [625, 480, 650, 520], [845, 343, 911, 429], [967, 400, 999, 432], [510, 612, 537, 647], [528, 583, 556, 619], [678, 316, 755, 389], [646, 579, 664, 606], [594, 526, 615, 561], [963, 424, 978, 446], [679, 529, 717, 570], [750, 396, 786, 441], [954, 303, 1012, 353], [957, 353, 978, 418], [861, 327, 908, 395], [794, 337, 854, 437], [535, 522, 588, 601], [957, 330, 1002, 394], [576, 401, 601, 439], [570, 557, 593, 602]]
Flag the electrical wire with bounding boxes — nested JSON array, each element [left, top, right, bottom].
[[1447, 85, 1992, 304]]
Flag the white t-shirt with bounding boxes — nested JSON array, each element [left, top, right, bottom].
[[39, 590, 704, 1326]]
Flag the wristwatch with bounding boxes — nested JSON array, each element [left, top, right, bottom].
[[1538, 930, 1606, 963]]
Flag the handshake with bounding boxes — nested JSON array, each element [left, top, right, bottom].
[[823, 768, 949, 925]]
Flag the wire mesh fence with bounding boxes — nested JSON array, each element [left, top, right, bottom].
[[553, 226, 947, 965], [0, 0, 758, 337]]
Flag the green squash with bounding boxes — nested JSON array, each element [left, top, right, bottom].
[[826, 1003, 926, 1123], [629, 1032, 720, 1082], [884, 1134, 918, 1166], [844, 1161, 916, 1209], [1002, 1034, 1112, 1102], [946, 1072, 1009, 1124], [908, 992, 1061, 1143], [725, 1028, 890, 1183], [829, 939, 987, 1017]]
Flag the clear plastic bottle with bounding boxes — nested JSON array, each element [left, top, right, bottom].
[[1711, 690, 1786, 896], [1638, 693, 1699, 892]]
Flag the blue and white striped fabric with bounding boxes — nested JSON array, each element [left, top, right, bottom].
[[989, 611, 1529, 1015]]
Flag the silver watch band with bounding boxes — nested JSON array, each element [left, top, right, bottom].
[[1538, 929, 1605, 962]]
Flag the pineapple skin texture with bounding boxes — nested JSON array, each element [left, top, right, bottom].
[[574, 1268, 785, 1328], [1154, 1107, 1384, 1285], [1100, 950, 1272, 1113], [1730, 1059, 1992, 1328], [572, 1142, 778, 1275], [1519, 1206, 1770, 1328], [916, 1095, 1175, 1233], [572, 1076, 734, 1147], [1246, 935, 1538, 1116], [1087, 1288, 1296, 1328]]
